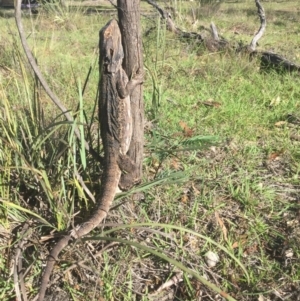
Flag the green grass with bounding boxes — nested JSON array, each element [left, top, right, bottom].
[[0, 1, 300, 300]]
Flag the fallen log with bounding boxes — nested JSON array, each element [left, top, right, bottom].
[[260, 51, 300, 73], [145, 0, 300, 74]]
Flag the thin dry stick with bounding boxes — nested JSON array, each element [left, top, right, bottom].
[[210, 22, 220, 41], [145, 0, 207, 42], [148, 272, 183, 297], [14, 0, 96, 203], [14, 257, 22, 301], [13, 223, 32, 301], [64, 242, 119, 274], [145, 0, 179, 33], [249, 0, 266, 51]]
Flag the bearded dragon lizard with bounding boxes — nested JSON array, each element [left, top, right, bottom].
[[37, 19, 143, 301]]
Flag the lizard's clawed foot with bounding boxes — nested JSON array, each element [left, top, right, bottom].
[[128, 68, 144, 89]]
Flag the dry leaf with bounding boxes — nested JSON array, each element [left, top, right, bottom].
[[171, 158, 180, 170], [290, 134, 300, 141], [199, 99, 221, 108], [205, 251, 220, 268], [268, 153, 280, 161], [181, 194, 189, 203], [258, 295, 264, 301], [268, 149, 284, 161], [151, 157, 160, 168], [232, 238, 247, 249], [215, 212, 228, 241], [274, 121, 286, 127], [232, 241, 239, 249], [179, 120, 194, 137], [270, 96, 281, 106], [191, 182, 200, 195], [244, 244, 258, 255]]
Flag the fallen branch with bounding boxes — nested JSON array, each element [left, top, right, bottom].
[[155, 272, 183, 293], [13, 222, 33, 301], [146, 0, 300, 73], [260, 51, 300, 73], [249, 0, 300, 73], [146, 0, 202, 38], [145, 0, 228, 51]]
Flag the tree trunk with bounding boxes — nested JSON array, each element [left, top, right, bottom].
[[117, 0, 144, 181]]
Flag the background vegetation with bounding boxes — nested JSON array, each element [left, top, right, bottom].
[[0, 0, 299, 300]]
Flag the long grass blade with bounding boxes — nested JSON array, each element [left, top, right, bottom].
[[87, 235, 238, 301]]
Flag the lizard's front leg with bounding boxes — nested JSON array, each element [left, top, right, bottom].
[[116, 69, 143, 190], [117, 69, 144, 98]]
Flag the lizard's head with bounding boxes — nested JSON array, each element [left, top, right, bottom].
[[100, 19, 124, 74]]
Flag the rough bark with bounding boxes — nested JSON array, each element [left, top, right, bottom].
[[117, 0, 144, 180], [260, 51, 300, 73]]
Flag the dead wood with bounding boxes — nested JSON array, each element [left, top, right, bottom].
[[145, 0, 229, 52], [117, 0, 144, 180], [146, 0, 300, 74], [260, 51, 300, 73], [248, 0, 299, 73], [13, 222, 32, 301], [151, 272, 183, 295], [249, 0, 266, 52], [210, 22, 220, 41]]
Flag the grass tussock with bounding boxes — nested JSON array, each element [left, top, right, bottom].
[[0, 1, 300, 300]]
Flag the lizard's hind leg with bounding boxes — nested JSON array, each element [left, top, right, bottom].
[[117, 154, 140, 190]]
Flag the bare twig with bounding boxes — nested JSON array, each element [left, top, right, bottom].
[[150, 272, 183, 295], [63, 242, 119, 274], [14, 265, 22, 301], [145, 0, 172, 21], [107, 0, 117, 9], [145, 0, 230, 46], [145, 0, 183, 34], [13, 223, 33, 301], [210, 22, 220, 41], [249, 0, 266, 51]]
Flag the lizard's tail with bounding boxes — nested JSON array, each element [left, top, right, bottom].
[[37, 167, 121, 301], [74, 167, 121, 238]]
